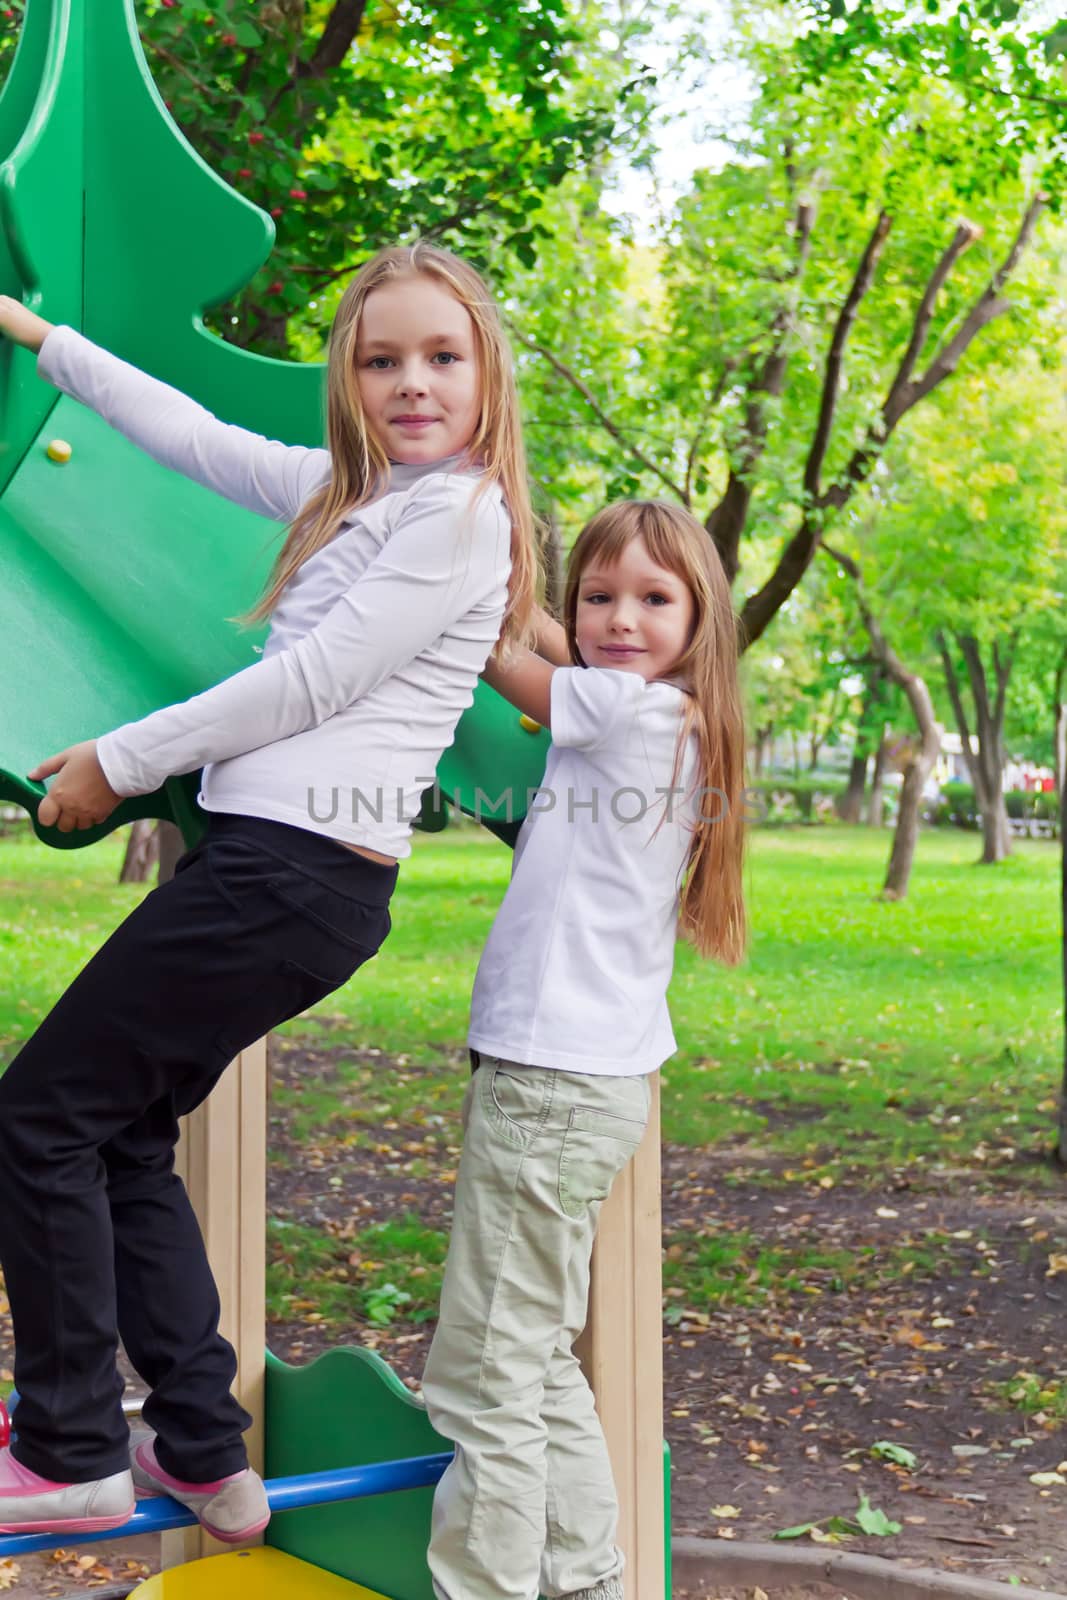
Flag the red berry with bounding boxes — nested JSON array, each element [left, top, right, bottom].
[[268, 280, 284, 295], [237, 168, 253, 179], [160, 0, 176, 8], [248, 131, 265, 145], [270, 206, 283, 218], [288, 188, 308, 200], [220, 31, 236, 45]]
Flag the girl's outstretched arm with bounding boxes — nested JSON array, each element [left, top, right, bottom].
[[0, 299, 328, 524], [531, 605, 570, 666], [37, 474, 510, 800], [0, 298, 52, 353], [483, 647, 554, 728]]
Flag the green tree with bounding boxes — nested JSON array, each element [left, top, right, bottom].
[[2, 0, 650, 356], [508, 1, 1058, 648]]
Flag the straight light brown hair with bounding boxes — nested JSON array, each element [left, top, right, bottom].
[[562, 500, 746, 965], [245, 242, 538, 648]]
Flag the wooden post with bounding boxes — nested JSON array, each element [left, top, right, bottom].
[[161, 1038, 267, 1565], [577, 1073, 665, 1600]]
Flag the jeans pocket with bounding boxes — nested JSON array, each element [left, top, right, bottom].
[[558, 1105, 647, 1221], [266, 871, 391, 986], [483, 1064, 551, 1148], [212, 954, 353, 1063]]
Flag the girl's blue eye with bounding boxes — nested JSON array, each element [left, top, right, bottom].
[[646, 593, 669, 605], [583, 593, 610, 604], [367, 356, 393, 370], [432, 351, 459, 365]]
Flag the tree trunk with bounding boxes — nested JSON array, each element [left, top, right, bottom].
[[883, 749, 930, 900], [840, 749, 868, 823], [1053, 647, 1067, 802], [867, 732, 889, 827], [822, 542, 940, 897], [753, 725, 773, 779], [118, 818, 185, 884], [540, 508, 566, 619], [158, 821, 185, 884], [119, 819, 160, 883], [979, 798, 1012, 864], [937, 631, 1014, 865], [882, 687, 941, 900], [1060, 768, 1067, 1165]]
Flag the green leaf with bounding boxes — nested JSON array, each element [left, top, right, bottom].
[[855, 1494, 902, 1537], [870, 1440, 918, 1469], [234, 21, 261, 48], [773, 1523, 818, 1540]]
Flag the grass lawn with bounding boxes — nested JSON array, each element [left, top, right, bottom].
[[0, 819, 1060, 1177]]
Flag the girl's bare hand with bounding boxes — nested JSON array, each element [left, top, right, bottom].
[[0, 295, 53, 354], [28, 740, 122, 832]]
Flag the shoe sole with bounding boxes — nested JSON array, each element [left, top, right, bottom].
[[201, 1512, 271, 1544], [0, 1508, 134, 1534], [135, 1486, 269, 1543], [133, 1460, 270, 1543]]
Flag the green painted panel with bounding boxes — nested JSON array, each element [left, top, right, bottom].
[[265, 1347, 444, 1600]]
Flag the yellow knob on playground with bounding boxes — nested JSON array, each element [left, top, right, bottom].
[[46, 438, 72, 463], [518, 714, 542, 734]]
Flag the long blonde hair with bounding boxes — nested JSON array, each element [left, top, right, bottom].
[[246, 243, 538, 646], [562, 501, 746, 965]]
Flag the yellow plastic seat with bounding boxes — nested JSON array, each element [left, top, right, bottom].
[[129, 1545, 394, 1599]]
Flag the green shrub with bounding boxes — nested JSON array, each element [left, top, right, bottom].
[[939, 782, 977, 829], [748, 777, 846, 825], [935, 783, 1058, 835]]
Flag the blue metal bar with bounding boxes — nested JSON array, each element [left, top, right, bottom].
[[0, 1453, 453, 1557]]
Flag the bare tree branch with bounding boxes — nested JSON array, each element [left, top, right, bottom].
[[886, 194, 1046, 428], [266, 0, 369, 119], [882, 221, 981, 424], [937, 631, 978, 778], [804, 209, 892, 501], [992, 633, 1017, 732], [706, 196, 817, 583], [738, 195, 1045, 648], [509, 325, 689, 504]]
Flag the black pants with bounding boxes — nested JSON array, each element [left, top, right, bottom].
[[0, 814, 396, 1485]]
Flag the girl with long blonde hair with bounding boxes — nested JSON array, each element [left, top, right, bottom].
[[423, 499, 745, 1600], [0, 242, 536, 1541]]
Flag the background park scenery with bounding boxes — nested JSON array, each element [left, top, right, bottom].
[[2, 0, 1067, 1592]]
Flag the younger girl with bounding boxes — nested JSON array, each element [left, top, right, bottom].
[[0, 242, 536, 1540], [421, 500, 746, 1600]]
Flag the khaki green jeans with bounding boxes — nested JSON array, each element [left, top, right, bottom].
[[421, 1054, 651, 1600]]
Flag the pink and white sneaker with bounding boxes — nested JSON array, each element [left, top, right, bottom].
[[0, 1446, 134, 1534], [130, 1435, 269, 1544]]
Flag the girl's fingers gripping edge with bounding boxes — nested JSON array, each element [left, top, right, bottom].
[[27, 749, 71, 783]]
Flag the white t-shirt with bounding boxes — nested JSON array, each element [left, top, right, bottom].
[[468, 667, 700, 1076], [38, 328, 512, 859]]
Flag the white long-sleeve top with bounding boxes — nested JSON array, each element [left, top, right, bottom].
[[38, 327, 512, 858]]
